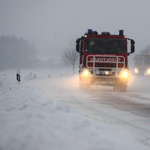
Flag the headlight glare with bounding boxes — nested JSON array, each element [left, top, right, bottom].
[[134, 68, 138, 73], [83, 70, 89, 75], [105, 71, 109, 75], [147, 68, 150, 74], [120, 70, 129, 78], [81, 69, 91, 77]]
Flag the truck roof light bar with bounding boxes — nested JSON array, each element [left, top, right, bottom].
[[88, 29, 92, 34], [119, 30, 124, 36], [101, 32, 110, 35], [86, 29, 98, 35]]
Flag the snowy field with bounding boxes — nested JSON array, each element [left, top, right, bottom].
[[0, 68, 150, 150]]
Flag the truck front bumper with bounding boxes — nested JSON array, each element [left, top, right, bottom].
[[80, 75, 128, 86]]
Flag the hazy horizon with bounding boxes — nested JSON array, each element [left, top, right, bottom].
[[0, 0, 150, 60]]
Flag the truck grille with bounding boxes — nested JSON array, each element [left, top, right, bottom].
[[95, 63, 123, 68], [86, 55, 125, 69]]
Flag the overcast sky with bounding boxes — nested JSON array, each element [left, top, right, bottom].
[[0, 0, 150, 59]]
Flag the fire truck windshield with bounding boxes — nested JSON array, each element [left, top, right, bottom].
[[85, 37, 126, 54]]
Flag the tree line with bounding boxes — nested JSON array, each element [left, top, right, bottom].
[[0, 35, 79, 72], [0, 35, 39, 69]]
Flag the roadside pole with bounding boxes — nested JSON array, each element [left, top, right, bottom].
[[16, 69, 21, 82]]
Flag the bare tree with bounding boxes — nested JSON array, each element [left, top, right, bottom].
[[62, 49, 79, 74]]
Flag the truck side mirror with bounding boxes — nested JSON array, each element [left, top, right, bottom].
[[131, 39, 135, 53], [131, 39, 135, 45], [131, 45, 135, 53], [76, 39, 80, 52], [127, 39, 135, 56], [76, 44, 79, 52]]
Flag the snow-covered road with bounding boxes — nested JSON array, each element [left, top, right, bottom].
[[61, 88, 150, 146], [32, 73, 150, 146], [1, 68, 150, 150]]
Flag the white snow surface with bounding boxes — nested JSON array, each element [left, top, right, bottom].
[[0, 68, 150, 150]]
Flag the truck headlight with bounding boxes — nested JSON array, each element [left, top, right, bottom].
[[120, 70, 129, 78], [105, 71, 109, 75], [134, 68, 138, 73], [81, 69, 91, 77], [83, 70, 89, 76], [146, 68, 150, 74]]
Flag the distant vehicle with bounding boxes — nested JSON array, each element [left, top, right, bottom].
[[134, 54, 150, 75], [76, 29, 135, 92]]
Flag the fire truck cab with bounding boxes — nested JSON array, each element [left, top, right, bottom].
[[76, 29, 135, 92]]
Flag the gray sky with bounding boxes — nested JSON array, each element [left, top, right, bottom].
[[0, 0, 150, 59]]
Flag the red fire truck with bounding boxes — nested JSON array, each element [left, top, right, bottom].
[[76, 29, 135, 91]]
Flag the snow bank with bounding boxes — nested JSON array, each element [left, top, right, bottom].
[[0, 69, 149, 150]]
